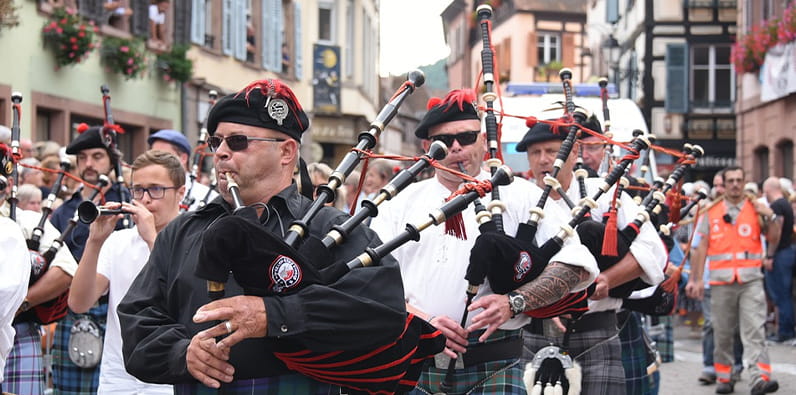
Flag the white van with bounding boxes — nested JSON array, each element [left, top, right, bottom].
[[495, 82, 657, 183]]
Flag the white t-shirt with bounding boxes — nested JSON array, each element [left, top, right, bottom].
[[96, 228, 172, 394], [371, 171, 598, 331], [0, 217, 30, 382], [548, 176, 668, 313], [148, 5, 165, 25]]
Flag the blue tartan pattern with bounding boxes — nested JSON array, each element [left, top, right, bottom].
[[174, 373, 344, 395], [51, 307, 107, 395], [3, 322, 45, 395], [409, 329, 526, 395], [619, 312, 660, 395]]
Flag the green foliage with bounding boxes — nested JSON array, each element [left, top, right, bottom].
[[156, 44, 193, 83]]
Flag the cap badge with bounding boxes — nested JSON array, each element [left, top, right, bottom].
[[267, 98, 289, 126]]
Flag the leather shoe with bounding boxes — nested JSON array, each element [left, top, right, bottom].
[[751, 379, 779, 395], [715, 381, 734, 394], [699, 371, 717, 385]]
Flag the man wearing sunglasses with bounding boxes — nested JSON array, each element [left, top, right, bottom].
[[68, 150, 184, 394], [48, 125, 129, 395], [118, 79, 407, 393], [371, 89, 597, 394]]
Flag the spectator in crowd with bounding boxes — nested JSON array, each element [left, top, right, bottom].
[[148, 0, 170, 49], [19, 158, 44, 188], [762, 176, 795, 343], [363, 159, 395, 199], [17, 184, 42, 213]]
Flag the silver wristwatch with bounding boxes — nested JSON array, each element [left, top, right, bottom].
[[507, 292, 526, 317]]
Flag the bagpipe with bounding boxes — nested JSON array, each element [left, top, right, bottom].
[[182, 90, 218, 212], [7, 92, 22, 220], [100, 84, 132, 228], [440, 5, 508, 391], [194, 72, 452, 395]]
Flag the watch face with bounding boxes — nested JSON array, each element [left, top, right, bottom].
[[510, 294, 525, 313]]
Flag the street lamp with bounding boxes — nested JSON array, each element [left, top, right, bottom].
[[602, 35, 621, 85]]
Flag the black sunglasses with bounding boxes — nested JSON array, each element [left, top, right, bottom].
[[429, 131, 479, 148], [207, 135, 286, 152]]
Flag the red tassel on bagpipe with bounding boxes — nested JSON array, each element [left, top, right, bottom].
[[601, 184, 622, 256], [444, 213, 467, 240]]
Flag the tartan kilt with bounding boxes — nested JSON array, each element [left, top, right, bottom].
[[3, 322, 45, 395], [619, 312, 659, 395], [51, 306, 107, 395], [174, 373, 344, 395], [522, 321, 626, 395], [409, 329, 526, 395]]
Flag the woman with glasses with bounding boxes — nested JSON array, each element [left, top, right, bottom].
[[68, 150, 184, 394]]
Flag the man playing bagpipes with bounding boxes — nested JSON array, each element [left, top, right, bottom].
[[370, 89, 599, 394], [1, 132, 78, 394], [0, 146, 38, 394], [517, 120, 667, 395], [117, 79, 414, 393], [48, 125, 129, 395]]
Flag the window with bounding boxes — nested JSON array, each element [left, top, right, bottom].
[[344, 0, 354, 78], [537, 33, 560, 65], [754, 146, 769, 181], [691, 44, 734, 110], [318, 2, 335, 43], [261, 0, 284, 72], [778, 140, 794, 180]]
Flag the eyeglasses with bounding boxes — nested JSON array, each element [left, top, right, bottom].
[[207, 135, 286, 152], [429, 131, 479, 148], [131, 186, 178, 200]]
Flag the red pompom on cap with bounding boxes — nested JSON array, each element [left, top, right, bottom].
[[525, 116, 538, 128], [426, 97, 443, 110], [76, 123, 90, 134]]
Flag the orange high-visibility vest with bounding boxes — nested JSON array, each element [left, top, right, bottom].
[[705, 199, 764, 285]]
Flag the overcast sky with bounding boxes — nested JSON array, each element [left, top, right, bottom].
[[379, 0, 452, 76]]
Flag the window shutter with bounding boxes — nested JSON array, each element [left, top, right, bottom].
[[665, 43, 689, 113], [77, 0, 103, 23], [261, 0, 274, 70], [294, 2, 303, 79], [131, 1, 150, 38], [190, 0, 206, 45], [222, 0, 233, 55], [606, 0, 619, 24], [233, 0, 247, 61], [274, 0, 284, 69], [173, 0, 191, 44]]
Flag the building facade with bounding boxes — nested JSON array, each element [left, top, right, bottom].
[[0, 0, 382, 170], [443, 0, 590, 91], [0, 0, 179, 161], [587, 0, 737, 180], [735, 0, 796, 181]]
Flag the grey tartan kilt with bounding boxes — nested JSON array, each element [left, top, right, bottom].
[[521, 324, 626, 395]]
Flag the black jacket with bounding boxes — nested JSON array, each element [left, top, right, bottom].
[[118, 184, 407, 384]]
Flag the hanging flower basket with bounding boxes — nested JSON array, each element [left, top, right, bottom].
[[101, 37, 147, 79], [41, 7, 97, 69], [731, 3, 796, 74], [155, 44, 193, 83]]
